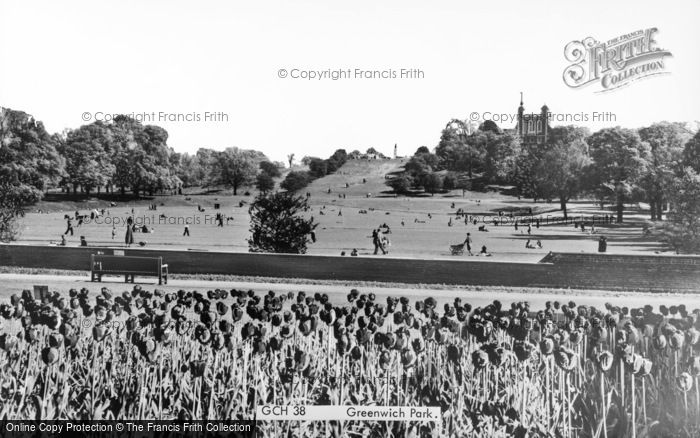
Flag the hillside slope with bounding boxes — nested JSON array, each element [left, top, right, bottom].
[[305, 158, 405, 197]]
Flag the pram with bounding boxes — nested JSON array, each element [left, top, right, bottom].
[[450, 243, 465, 255]]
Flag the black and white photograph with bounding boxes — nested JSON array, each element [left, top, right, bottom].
[[1, 0, 700, 437]]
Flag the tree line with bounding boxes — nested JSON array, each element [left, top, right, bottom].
[[0, 108, 283, 200], [279, 149, 350, 192], [394, 119, 700, 251]]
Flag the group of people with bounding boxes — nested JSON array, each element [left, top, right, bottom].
[[371, 226, 391, 255], [525, 239, 543, 249], [461, 233, 490, 256]]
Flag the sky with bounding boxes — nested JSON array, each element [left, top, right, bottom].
[[1, 0, 699, 164]]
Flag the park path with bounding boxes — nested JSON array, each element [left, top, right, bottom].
[[2, 273, 700, 310]]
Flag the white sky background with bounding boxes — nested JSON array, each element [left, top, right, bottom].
[[1, 0, 699, 163]]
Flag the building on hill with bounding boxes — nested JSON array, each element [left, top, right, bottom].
[[508, 93, 551, 146]]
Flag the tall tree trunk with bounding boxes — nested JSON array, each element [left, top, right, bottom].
[[655, 196, 663, 221], [560, 197, 568, 220], [616, 196, 624, 223], [650, 200, 657, 220]]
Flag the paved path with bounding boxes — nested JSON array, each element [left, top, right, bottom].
[[2, 273, 700, 311]]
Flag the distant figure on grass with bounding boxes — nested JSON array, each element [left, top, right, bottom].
[[514, 220, 518, 231], [60, 235, 66, 246], [478, 225, 488, 232], [448, 217, 453, 227], [526, 239, 534, 249], [351, 248, 358, 256], [537, 240, 543, 249], [111, 226, 116, 240], [183, 225, 190, 236], [464, 233, 473, 256], [478, 245, 491, 256], [125, 217, 134, 248], [527, 224, 532, 235], [598, 236, 607, 253]]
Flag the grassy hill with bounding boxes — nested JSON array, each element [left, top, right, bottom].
[[304, 158, 405, 197]]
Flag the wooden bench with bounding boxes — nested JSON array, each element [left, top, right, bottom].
[[90, 254, 168, 285]]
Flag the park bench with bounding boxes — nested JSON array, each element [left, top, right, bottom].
[[90, 254, 168, 285]]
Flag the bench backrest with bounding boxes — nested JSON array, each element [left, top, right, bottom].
[[92, 254, 162, 273]]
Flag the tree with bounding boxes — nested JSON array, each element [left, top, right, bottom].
[[61, 122, 115, 195], [307, 158, 328, 178], [280, 171, 311, 192], [415, 146, 430, 155], [455, 175, 472, 197], [387, 175, 413, 195], [0, 183, 29, 242], [215, 147, 258, 195], [587, 127, 650, 223], [479, 120, 502, 134], [256, 173, 275, 194], [0, 108, 65, 201], [483, 132, 521, 184], [521, 126, 590, 218], [423, 172, 444, 196], [110, 117, 175, 196], [287, 153, 295, 168], [326, 149, 348, 173], [660, 168, 700, 252], [443, 172, 458, 191], [259, 161, 281, 178], [248, 192, 317, 254], [683, 130, 700, 173], [638, 122, 691, 220], [405, 152, 439, 184], [435, 127, 468, 172]]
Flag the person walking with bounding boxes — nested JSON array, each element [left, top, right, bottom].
[[464, 232, 473, 256], [125, 217, 134, 247], [527, 224, 532, 235], [372, 228, 386, 255], [183, 225, 190, 236], [64, 217, 74, 236]]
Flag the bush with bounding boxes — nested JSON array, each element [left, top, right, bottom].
[[248, 192, 317, 254], [387, 175, 413, 195], [307, 158, 328, 179], [255, 173, 275, 194], [280, 171, 312, 192], [259, 161, 281, 178]]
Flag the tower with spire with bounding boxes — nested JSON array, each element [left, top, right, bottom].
[[515, 92, 550, 145]]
